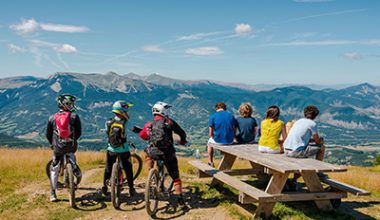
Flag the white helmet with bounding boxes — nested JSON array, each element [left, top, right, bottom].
[[152, 101, 172, 116]]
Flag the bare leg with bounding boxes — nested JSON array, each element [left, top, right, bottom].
[[316, 145, 325, 161], [174, 183, 182, 195], [141, 151, 154, 171], [207, 145, 214, 164]]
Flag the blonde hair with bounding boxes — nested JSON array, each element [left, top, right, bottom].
[[239, 103, 253, 118]]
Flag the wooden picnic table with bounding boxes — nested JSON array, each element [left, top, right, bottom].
[[189, 143, 370, 219]]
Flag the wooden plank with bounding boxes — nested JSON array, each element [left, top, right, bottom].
[[301, 170, 333, 211], [240, 191, 347, 204], [198, 168, 264, 178], [254, 171, 289, 219], [210, 143, 346, 173], [189, 160, 274, 202], [321, 177, 371, 196], [211, 152, 236, 186]]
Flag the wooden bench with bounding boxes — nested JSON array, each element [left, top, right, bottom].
[[189, 160, 274, 202], [320, 177, 371, 196], [189, 144, 370, 219]]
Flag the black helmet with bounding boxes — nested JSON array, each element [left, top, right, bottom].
[[57, 94, 77, 112]]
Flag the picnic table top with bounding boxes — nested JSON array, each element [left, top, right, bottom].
[[209, 143, 347, 174]]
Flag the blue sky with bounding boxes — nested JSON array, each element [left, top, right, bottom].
[[0, 0, 379, 85]]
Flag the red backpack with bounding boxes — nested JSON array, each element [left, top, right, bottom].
[[54, 111, 74, 152]]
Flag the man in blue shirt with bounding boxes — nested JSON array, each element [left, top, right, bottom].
[[207, 102, 238, 167]]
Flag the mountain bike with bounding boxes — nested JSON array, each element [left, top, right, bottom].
[[110, 142, 143, 209], [46, 155, 82, 187], [46, 153, 77, 207], [145, 155, 174, 217]]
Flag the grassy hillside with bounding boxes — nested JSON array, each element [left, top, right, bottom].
[[0, 147, 379, 220]]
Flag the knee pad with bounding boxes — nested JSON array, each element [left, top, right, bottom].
[[50, 163, 60, 190]]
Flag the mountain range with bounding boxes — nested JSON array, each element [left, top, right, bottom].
[[0, 72, 379, 150]]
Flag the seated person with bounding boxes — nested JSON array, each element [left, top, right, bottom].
[[207, 102, 238, 167], [236, 103, 258, 144], [258, 105, 287, 154], [284, 105, 326, 186], [284, 105, 325, 161]]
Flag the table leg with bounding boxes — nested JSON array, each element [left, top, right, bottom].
[[254, 172, 289, 219], [210, 152, 236, 186], [249, 161, 270, 182], [301, 170, 333, 211]]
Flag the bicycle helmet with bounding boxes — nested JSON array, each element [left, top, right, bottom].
[[112, 100, 134, 119], [152, 101, 172, 116], [57, 94, 77, 112]]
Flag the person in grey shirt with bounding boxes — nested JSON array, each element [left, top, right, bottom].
[[283, 105, 326, 190], [284, 105, 325, 160]]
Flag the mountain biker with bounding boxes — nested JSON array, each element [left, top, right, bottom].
[[46, 94, 82, 202], [101, 100, 137, 197], [132, 101, 188, 209]]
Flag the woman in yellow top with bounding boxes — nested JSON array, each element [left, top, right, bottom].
[[258, 105, 287, 154]]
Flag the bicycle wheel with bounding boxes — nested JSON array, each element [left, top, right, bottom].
[[45, 160, 52, 179], [66, 163, 76, 208], [111, 162, 121, 209], [145, 168, 159, 216], [131, 153, 143, 180], [47, 160, 82, 186], [162, 171, 174, 195]]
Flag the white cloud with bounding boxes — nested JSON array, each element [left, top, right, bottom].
[[29, 39, 78, 53], [10, 18, 89, 34], [10, 18, 39, 33], [142, 45, 164, 53], [8, 43, 27, 53], [54, 44, 77, 53], [40, 23, 89, 33], [185, 47, 223, 56], [234, 24, 252, 35], [343, 52, 361, 60], [177, 32, 222, 41]]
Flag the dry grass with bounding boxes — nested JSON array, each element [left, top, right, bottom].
[[1, 147, 379, 220], [329, 165, 380, 197], [0, 147, 104, 196]]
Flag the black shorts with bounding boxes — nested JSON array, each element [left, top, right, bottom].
[[145, 146, 180, 181]]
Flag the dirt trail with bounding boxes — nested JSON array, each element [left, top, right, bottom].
[[13, 166, 379, 220], [73, 168, 230, 220]]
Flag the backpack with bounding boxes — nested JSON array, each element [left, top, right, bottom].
[[148, 117, 173, 149], [107, 119, 126, 148], [53, 111, 75, 153]]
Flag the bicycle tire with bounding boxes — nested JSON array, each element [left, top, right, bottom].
[[46, 160, 82, 185], [163, 172, 174, 195], [66, 163, 76, 208], [111, 162, 121, 209], [145, 168, 159, 217], [131, 153, 143, 180]]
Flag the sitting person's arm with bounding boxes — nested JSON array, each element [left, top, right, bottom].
[[311, 133, 324, 145], [209, 126, 214, 138], [278, 123, 287, 153]]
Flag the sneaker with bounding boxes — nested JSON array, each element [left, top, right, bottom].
[[129, 188, 137, 197], [286, 179, 298, 192], [177, 196, 188, 210], [101, 186, 108, 196], [50, 191, 58, 202], [207, 162, 215, 168]]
